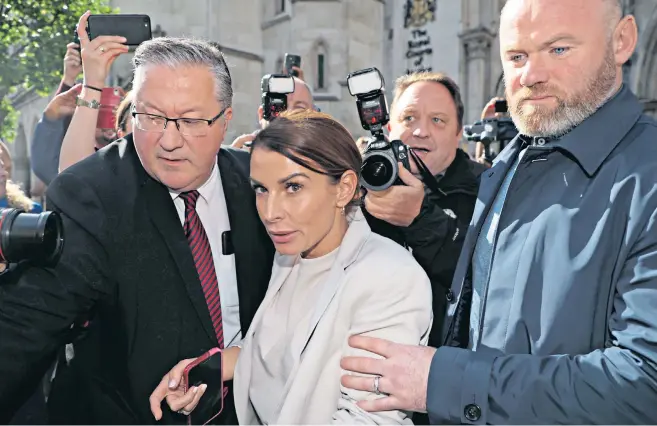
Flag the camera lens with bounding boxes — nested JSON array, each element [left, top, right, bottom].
[[361, 153, 395, 191], [0, 209, 64, 266]]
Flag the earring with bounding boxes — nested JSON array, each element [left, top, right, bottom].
[[341, 206, 345, 216]]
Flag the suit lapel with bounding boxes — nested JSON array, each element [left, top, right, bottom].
[[142, 176, 217, 344], [218, 149, 274, 333]]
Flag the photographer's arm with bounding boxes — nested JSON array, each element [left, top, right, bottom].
[[0, 172, 112, 422]]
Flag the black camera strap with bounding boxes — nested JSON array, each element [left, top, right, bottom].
[[409, 149, 447, 198]]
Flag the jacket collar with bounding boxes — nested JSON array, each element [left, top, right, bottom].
[[522, 84, 643, 176]]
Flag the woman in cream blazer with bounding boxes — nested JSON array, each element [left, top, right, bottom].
[[151, 110, 432, 425]]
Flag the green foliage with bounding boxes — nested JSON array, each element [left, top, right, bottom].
[[0, 0, 117, 142]]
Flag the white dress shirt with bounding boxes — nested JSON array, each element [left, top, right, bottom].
[[169, 165, 242, 347]]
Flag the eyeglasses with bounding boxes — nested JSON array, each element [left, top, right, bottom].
[[131, 107, 227, 137]]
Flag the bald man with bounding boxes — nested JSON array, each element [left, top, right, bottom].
[[231, 73, 315, 149], [339, 0, 657, 423]]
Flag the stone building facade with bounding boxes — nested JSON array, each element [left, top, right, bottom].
[[7, 0, 657, 194]]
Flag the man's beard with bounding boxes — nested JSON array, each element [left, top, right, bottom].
[[505, 45, 617, 138]]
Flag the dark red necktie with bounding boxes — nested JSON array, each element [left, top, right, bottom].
[[180, 190, 224, 348]]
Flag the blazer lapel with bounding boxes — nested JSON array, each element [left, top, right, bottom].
[[142, 176, 217, 344], [279, 209, 371, 401]]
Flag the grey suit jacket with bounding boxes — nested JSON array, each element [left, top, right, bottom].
[[427, 86, 657, 424], [234, 209, 433, 424]]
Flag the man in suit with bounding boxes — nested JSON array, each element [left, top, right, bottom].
[[340, 0, 657, 423], [0, 37, 274, 424]]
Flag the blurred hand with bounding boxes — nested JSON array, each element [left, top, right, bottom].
[[63, 42, 83, 86], [77, 11, 129, 88], [149, 358, 207, 420], [364, 162, 425, 227], [44, 84, 82, 121], [0, 158, 8, 199], [231, 130, 260, 152], [291, 66, 305, 81]]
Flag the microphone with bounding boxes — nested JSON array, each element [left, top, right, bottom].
[[221, 231, 234, 255]]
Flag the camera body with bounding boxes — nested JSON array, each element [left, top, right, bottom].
[[261, 74, 295, 122], [463, 117, 518, 161], [347, 67, 411, 191], [0, 208, 64, 267]]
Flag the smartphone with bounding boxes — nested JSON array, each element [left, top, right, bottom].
[[73, 25, 81, 52], [182, 348, 226, 425], [87, 14, 152, 46], [284, 53, 301, 77], [97, 87, 125, 129]]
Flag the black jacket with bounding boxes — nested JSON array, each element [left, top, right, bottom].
[[365, 149, 485, 346], [0, 136, 274, 424]]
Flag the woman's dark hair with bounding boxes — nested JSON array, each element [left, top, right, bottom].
[[251, 109, 362, 210], [115, 90, 134, 133]]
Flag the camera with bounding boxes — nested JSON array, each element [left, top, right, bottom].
[[0, 208, 64, 267], [261, 74, 295, 121], [463, 99, 518, 162], [347, 67, 411, 192]]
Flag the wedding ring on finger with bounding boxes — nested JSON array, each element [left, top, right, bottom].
[[99, 45, 106, 53], [373, 375, 382, 395]]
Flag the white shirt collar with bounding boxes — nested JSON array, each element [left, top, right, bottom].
[[169, 163, 220, 204]]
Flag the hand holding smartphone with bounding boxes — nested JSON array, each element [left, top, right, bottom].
[[284, 53, 301, 77], [182, 347, 226, 425], [87, 14, 152, 46]]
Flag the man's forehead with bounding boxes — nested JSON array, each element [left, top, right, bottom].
[[501, 0, 606, 41], [289, 80, 313, 106], [395, 81, 454, 111]]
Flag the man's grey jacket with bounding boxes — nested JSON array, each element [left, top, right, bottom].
[[427, 85, 657, 424]]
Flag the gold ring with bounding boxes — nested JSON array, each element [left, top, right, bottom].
[[99, 46, 106, 53]]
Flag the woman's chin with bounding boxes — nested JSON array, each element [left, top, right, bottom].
[[273, 242, 302, 256]]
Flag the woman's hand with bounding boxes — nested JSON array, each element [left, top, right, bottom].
[[76, 11, 129, 88], [149, 358, 208, 420]]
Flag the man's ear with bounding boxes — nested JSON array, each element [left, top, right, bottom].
[[223, 107, 233, 132], [613, 15, 638, 66]]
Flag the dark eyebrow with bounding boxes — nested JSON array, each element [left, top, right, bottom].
[[249, 172, 310, 187], [278, 172, 309, 184]]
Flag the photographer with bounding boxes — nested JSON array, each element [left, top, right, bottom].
[[231, 67, 314, 149], [30, 41, 82, 185], [363, 72, 485, 347], [474, 97, 506, 166]]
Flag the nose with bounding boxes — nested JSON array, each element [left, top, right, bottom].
[[158, 121, 184, 152], [262, 193, 284, 224], [519, 57, 549, 88], [412, 118, 431, 139]]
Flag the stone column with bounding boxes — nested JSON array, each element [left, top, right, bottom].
[[460, 27, 495, 124]]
